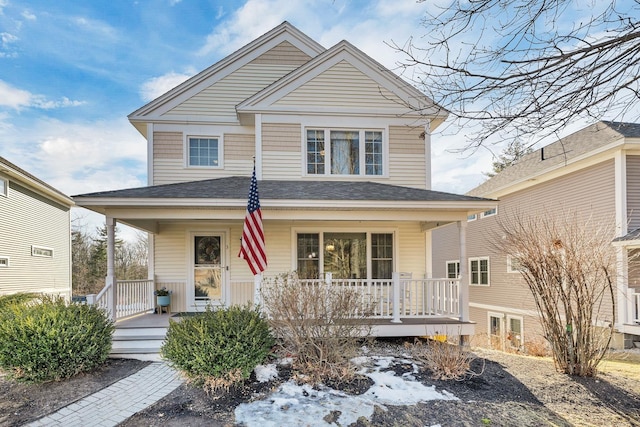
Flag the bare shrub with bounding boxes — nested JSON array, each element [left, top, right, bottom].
[[261, 272, 373, 382], [524, 337, 552, 357], [410, 338, 480, 381], [495, 211, 616, 376]]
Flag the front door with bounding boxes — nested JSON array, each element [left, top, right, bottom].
[[191, 233, 226, 309]]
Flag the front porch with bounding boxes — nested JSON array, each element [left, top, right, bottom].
[[93, 274, 475, 358]]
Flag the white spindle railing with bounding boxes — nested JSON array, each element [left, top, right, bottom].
[[87, 279, 155, 321], [296, 274, 461, 321]]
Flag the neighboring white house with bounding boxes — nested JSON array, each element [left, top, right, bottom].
[[0, 156, 74, 299], [432, 121, 640, 349], [74, 22, 496, 337]]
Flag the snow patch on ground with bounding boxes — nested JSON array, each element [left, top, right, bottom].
[[254, 364, 278, 383], [236, 356, 457, 426]]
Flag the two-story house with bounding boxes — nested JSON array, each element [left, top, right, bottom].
[[74, 22, 496, 342], [432, 121, 640, 350], [0, 156, 74, 299]]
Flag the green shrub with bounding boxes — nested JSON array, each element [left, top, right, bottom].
[[0, 292, 39, 311], [0, 295, 114, 383], [161, 305, 274, 389]]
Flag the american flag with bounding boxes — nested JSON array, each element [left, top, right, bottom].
[[238, 167, 267, 275]]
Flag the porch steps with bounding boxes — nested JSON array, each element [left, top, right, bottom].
[[110, 315, 168, 360]]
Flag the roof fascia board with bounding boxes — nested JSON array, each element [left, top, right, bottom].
[[74, 197, 495, 210], [237, 40, 448, 119], [0, 161, 74, 207], [479, 140, 624, 199], [128, 22, 325, 120]]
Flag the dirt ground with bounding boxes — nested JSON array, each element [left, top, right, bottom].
[[2, 343, 639, 427]]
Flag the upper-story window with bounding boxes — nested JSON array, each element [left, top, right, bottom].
[[306, 129, 383, 176], [481, 207, 497, 218], [0, 177, 7, 197], [188, 137, 220, 167]]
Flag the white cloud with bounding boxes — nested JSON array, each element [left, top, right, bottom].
[[140, 70, 194, 102], [0, 80, 84, 110], [21, 10, 36, 20], [0, 0, 7, 14]]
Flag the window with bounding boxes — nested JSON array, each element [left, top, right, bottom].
[[507, 255, 526, 273], [469, 257, 490, 285], [296, 232, 393, 279], [32, 246, 53, 258], [446, 260, 460, 279], [489, 313, 503, 349], [188, 137, 219, 167], [481, 207, 497, 218], [306, 129, 383, 176], [0, 177, 7, 197], [297, 233, 320, 279], [467, 213, 477, 222], [507, 316, 523, 349], [0, 256, 9, 267], [371, 233, 393, 279]]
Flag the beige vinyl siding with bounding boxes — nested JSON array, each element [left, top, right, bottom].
[[153, 220, 428, 310], [388, 126, 427, 189], [435, 160, 616, 331], [152, 131, 255, 185], [626, 155, 640, 231], [167, 62, 300, 118], [262, 123, 302, 180], [273, 61, 408, 112], [0, 180, 71, 297], [431, 224, 461, 278], [250, 41, 312, 66]]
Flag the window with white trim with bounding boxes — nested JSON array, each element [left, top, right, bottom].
[[296, 231, 393, 279], [32, 245, 53, 258], [305, 129, 383, 176], [467, 213, 477, 222], [188, 137, 220, 167], [0, 177, 7, 197], [469, 256, 490, 285], [489, 313, 503, 349], [507, 255, 527, 273], [481, 207, 497, 218], [0, 256, 9, 267], [507, 315, 523, 349], [446, 260, 460, 279]]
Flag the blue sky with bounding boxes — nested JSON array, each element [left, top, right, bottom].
[[0, 0, 508, 235]]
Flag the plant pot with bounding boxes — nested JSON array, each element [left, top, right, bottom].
[[156, 295, 171, 307]]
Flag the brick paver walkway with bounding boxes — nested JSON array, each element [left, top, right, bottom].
[[26, 362, 183, 427]]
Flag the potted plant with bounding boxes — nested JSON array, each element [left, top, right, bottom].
[[155, 287, 172, 307]]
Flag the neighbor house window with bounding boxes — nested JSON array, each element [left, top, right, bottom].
[[469, 256, 489, 285], [507, 316, 523, 349], [296, 232, 393, 279], [489, 313, 503, 349], [0, 177, 7, 197], [467, 213, 477, 222], [306, 129, 384, 176], [0, 256, 9, 267], [481, 207, 497, 218], [31, 245, 53, 258], [507, 255, 526, 273], [446, 260, 460, 279], [188, 137, 219, 167]]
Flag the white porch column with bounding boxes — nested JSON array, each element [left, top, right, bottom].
[[391, 272, 402, 323], [254, 273, 262, 306], [458, 220, 469, 322], [255, 113, 263, 180], [106, 216, 116, 321], [616, 246, 630, 329]]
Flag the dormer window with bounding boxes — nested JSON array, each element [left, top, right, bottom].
[[306, 129, 383, 176]]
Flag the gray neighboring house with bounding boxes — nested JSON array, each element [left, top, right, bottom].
[[432, 121, 640, 349], [0, 156, 74, 299]]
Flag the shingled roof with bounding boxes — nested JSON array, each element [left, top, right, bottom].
[[74, 177, 490, 203], [468, 121, 640, 198]]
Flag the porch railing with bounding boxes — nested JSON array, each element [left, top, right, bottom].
[[297, 273, 461, 322], [87, 279, 155, 321]]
